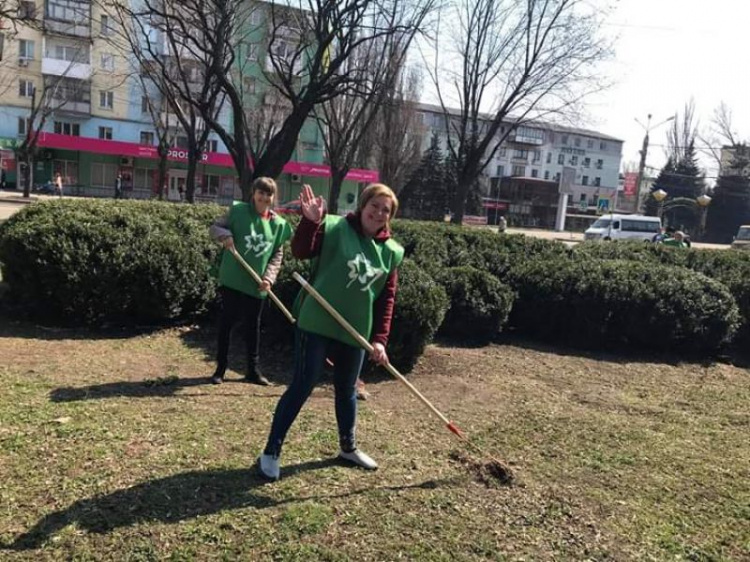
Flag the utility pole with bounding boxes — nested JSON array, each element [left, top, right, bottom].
[[634, 113, 652, 213]]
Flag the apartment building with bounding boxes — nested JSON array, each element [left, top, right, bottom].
[[0, 0, 375, 208], [416, 103, 624, 228]]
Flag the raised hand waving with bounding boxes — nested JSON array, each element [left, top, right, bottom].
[[299, 184, 326, 223]]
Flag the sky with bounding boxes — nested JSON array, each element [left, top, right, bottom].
[[586, 0, 750, 182]]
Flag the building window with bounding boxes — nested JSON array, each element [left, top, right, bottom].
[[574, 137, 580, 147], [243, 76, 256, 95], [554, 172, 561, 181], [247, 44, 258, 61], [206, 139, 218, 152], [99, 91, 114, 109], [532, 150, 541, 162], [557, 154, 564, 165], [91, 162, 118, 188], [570, 156, 578, 165], [561, 134, 568, 145], [496, 165, 504, 177], [17, 117, 31, 136], [54, 121, 80, 136], [582, 175, 589, 186], [544, 170, 550, 180], [546, 152, 551, 164], [203, 174, 220, 195], [141, 97, 150, 114], [600, 141, 607, 151], [512, 149, 528, 160], [100, 53, 114, 71], [583, 157, 591, 168], [54, 45, 83, 62], [53, 160, 78, 185], [174, 136, 189, 149], [98, 126, 112, 140], [133, 168, 150, 190], [594, 177, 601, 187], [249, 7, 263, 25], [499, 147, 507, 158], [47, 0, 87, 22], [531, 169, 538, 178], [18, 79, 34, 97], [587, 139, 594, 149], [140, 131, 154, 145], [596, 159, 603, 169], [100, 14, 113, 36], [19, 39, 35, 60], [18, 1, 36, 19], [511, 165, 525, 177]]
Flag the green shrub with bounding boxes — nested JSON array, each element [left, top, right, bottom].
[[573, 241, 750, 341], [436, 266, 515, 342], [0, 199, 222, 325], [506, 257, 740, 353], [387, 259, 449, 372]]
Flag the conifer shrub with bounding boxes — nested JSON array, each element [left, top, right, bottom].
[[0, 199, 221, 325], [436, 266, 515, 343], [506, 257, 739, 353]]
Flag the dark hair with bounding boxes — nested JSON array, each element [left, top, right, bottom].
[[666, 226, 676, 234], [252, 177, 277, 196]]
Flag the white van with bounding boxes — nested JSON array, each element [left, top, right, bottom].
[[584, 214, 662, 242], [731, 225, 750, 250]]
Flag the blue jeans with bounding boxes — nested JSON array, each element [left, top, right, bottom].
[[264, 329, 365, 456]]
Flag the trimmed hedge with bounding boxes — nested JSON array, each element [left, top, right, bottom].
[[573, 240, 750, 339], [436, 266, 514, 343], [506, 257, 740, 353], [0, 199, 221, 325]]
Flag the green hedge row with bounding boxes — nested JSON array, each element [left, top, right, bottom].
[[505, 257, 740, 352], [1, 202, 745, 367]]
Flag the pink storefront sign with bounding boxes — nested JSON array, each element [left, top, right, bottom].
[[36, 132, 379, 182]]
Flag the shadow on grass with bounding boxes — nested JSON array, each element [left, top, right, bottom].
[[49, 374, 288, 402], [5, 464, 449, 551]]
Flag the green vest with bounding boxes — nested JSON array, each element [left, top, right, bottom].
[[662, 238, 686, 248], [217, 203, 292, 298], [296, 215, 404, 347]]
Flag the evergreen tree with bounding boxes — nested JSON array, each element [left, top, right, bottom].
[[400, 134, 448, 220], [705, 145, 750, 243], [647, 143, 705, 233]]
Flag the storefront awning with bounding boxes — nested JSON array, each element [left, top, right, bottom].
[[36, 132, 379, 182]]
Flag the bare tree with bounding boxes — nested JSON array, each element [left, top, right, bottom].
[[367, 65, 425, 194], [127, 0, 435, 200], [428, 0, 611, 223], [104, 0, 226, 203], [698, 102, 746, 174], [314, 7, 430, 214], [665, 100, 699, 165]]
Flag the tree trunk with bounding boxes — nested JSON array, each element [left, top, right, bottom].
[[157, 150, 168, 201], [22, 155, 34, 199], [253, 104, 312, 182], [185, 144, 199, 204], [327, 167, 348, 215]]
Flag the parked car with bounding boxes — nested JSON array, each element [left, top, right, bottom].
[[731, 225, 750, 250], [275, 199, 302, 215], [584, 214, 661, 242]]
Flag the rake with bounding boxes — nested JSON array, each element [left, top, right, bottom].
[[292, 272, 514, 485]]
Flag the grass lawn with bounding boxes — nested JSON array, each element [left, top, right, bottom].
[[0, 319, 748, 561]]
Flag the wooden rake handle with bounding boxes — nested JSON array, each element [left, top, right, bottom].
[[229, 246, 296, 325], [292, 272, 461, 433]]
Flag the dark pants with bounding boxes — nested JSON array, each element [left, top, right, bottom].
[[264, 329, 365, 456], [215, 286, 265, 375]]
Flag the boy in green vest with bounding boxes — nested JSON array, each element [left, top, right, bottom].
[[209, 177, 292, 385], [258, 183, 404, 481]]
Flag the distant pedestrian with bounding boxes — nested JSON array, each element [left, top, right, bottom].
[[498, 215, 507, 233], [54, 173, 63, 198], [114, 173, 123, 199], [662, 230, 688, 248]]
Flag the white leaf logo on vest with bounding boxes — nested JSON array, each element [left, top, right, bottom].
[[346, 253, 383, 291], [244, 225, 272, 258]]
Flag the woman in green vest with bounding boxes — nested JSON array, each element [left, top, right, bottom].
[[258, 183, 404, 481], [209, 177, 292, 385]]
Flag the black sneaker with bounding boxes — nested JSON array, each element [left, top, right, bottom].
[[245, 370, 271, 386]]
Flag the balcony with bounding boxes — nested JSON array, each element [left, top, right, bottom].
[[52, 100, 91, 115], [42, 56, 92, 80], [44, 18, 91, 38]]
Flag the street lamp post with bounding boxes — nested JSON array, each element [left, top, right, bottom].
[[652, 188, 668, 218], [635, 113, 675, 212], [696, 193, 712, 239]]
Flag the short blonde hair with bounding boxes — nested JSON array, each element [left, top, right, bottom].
[[251, 177, 277, 196], [358, 183, 399, 223]]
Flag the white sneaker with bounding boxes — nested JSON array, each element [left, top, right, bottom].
[[257, 454, 280, 481], [339, 449, 378, 470]]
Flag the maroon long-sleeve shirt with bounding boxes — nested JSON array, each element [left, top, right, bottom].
[[292, 213, 399, 346]]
